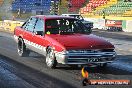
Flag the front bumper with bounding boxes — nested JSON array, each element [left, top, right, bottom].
[[55, 51, 116, 65], [83, 22, 93, 29]]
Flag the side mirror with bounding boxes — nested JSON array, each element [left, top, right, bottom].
[[35, 31, 43, 36]]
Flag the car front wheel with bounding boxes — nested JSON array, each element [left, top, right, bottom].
[[46, 48, 57, 68]]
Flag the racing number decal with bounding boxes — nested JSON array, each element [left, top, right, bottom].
[[57, 20, 60, 25], [66, 20, 69, 25], [57, 20, 70, 25]]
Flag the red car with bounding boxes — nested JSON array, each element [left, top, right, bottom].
[[14, 15, 116, 68]]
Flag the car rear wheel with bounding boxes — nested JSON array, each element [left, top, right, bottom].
[[46, 48, 57, 69], [17, 38, 30, 57]]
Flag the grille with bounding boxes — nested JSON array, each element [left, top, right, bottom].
[[68, 49, 114, 53], [101, 49, 114, 52]]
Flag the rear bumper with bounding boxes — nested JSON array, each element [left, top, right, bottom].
[[55, 52, 116, 65]]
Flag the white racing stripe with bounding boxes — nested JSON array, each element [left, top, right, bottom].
[[14, 35, 46, 52], [24, 39, 46, 51]]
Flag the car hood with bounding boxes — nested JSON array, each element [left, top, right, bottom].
[[48, 34, 114, 50]]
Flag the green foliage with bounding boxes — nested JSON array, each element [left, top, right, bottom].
[[0, 16, 2, 21]]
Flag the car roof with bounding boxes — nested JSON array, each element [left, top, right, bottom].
[[32, 15, 76, 20], [61, 14, 80, 16]]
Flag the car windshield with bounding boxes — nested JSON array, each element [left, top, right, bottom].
[[45, 19, 90, 35]]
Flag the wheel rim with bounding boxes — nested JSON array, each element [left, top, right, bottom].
[[46, 50, 54, 67], [18, 40, 23, 55]]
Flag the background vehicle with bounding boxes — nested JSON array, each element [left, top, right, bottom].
[[61, 14, 93, 30], [14, 15, 116, 68]]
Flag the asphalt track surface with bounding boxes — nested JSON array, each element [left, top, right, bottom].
[[0, 31, 132, 88]]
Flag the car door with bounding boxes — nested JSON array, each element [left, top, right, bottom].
[[22, 17, 37, 49], [32, 18, 46, 55]]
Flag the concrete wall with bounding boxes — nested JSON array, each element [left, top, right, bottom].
[[125, 20, 132, 32], [84, 17, 132, 32], [0, 20, 23, 32]]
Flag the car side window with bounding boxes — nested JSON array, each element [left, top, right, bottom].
[[25, 17, 37, 32], [34, 18, 44, 35], [21, 19, 29, 29]]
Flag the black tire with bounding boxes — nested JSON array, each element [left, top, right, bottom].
[[17, 38, 30, 57], [46, 48, 57, 69]]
